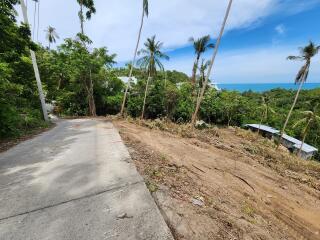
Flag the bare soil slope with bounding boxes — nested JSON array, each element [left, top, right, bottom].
[[115, 119, 320, 240]]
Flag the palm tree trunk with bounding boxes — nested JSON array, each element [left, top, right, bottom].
[[257, 110, 267, 136], [80, 0, 84, 35], [141, 72, 151, 119], [48, 41, 51, 50], [120, 9, 145, 116], [257, 116, 263, 135], [32, 0, 37, 40], [191, 0, 233, 126], [298, 121, 310, 157], [88, 69, 96, 116], [278, 76, 305, 147], [191, 55, 200, 86]]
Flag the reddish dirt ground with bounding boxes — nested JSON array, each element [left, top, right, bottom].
[[114, 120, 320, 240]]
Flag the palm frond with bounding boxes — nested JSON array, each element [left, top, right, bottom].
[[295, 64, 308, 84], [287, 55, 303, 60], [143, 0, 149, 17]]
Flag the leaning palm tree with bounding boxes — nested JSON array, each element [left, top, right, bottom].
[[257, 96, 275, 135], [45, 26, 59, 49], [120, 0, 149, 116], [137, 35, 169, 119], [191, 0, 233, 126], [293, 105, 320, 157], [278, 41, 320, 146], [189, 35, 215, 86], [77, 0, 96, 35]]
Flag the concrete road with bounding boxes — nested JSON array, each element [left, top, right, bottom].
[[0, 119, 173, 240]]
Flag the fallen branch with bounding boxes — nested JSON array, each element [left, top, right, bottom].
[[192, 164, 206, 173], [231, 174, 255, 192]]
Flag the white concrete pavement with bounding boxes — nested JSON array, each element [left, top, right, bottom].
[[0, 119, 173, 240]]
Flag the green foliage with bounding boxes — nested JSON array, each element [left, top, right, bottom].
[[0, 0, 45, 138], [173, 83, 194, 122]]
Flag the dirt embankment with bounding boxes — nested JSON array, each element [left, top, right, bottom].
[[114, 119, 320, 240]]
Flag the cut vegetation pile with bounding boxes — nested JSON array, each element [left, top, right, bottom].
[[114, 118, 320, 240]]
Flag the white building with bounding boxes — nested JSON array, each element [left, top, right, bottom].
[[244, 124, 318, 160]]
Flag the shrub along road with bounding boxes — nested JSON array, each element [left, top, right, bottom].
[[0, 119, 173, 240]]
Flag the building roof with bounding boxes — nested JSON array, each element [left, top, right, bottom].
[[244, 124, 280, 134], [281, 134, 318, 153], [118, 76, 137, 84], [245, 123, 318, 154]]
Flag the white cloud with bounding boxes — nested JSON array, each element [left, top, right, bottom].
[[165, 44, 320, 83], [275, 24, 286, 35], [15, 0, 317, 61], [15, 1, 320, 84]]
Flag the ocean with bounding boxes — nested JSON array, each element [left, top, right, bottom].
[[218, 83, 320, 93]]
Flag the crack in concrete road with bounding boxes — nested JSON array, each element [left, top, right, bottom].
[[0, 180, 143, 222]]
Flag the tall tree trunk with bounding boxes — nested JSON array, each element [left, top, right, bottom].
[[87, 69, 96, 116], [298, 121, 310, 157], [278, 71, 307, 147], [191, 55, 200, 86], [191, 0, 233, 126], [257, 110, 267, 136], [48, 41, 51, 50], [57, 73, 62, 90], [80, 1, 84, 35], [141, 72, 151, 119], [20, 0, 48, 121], [120, 9, 145, 116], [32, 0, 37, 40]]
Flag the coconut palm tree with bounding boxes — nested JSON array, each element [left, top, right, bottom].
[[257, 96, 275, 135], [191, 0, 233, 126], [137, 35, 169, 119], [120, 0, 149, 116], [77, 0, 96, 35], [194, 59, 211, 104], [189, 35, 215, 86], [293, 105, 320, 157], [198, 59, 211, 89], [278, 41, 320, 146], [45, 26, 59, 49]]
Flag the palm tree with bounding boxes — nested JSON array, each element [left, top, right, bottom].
[[120, 0, 149, 116], [198, 59, 211, 89], [278, 42, 320, 146], [189, 35, 215, 86], [45, 26, 59, 49], [257, 96, 275, 135], [77, 0, 96, 35], [137, 35, 169, 119], [293, 105, 320, 157], [191, 0, 233, 126], [195, 59, 210, 103]]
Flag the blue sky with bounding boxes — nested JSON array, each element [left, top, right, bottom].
[[16, 0, 320, 83], [164, 2, 320, 83]]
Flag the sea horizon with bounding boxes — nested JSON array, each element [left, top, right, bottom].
[[217, 82, 320, 93]]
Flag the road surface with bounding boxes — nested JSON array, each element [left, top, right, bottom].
[[0, 119, 173, 240]]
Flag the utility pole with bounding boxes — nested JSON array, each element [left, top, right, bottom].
[[20, 0, 48, 121]]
